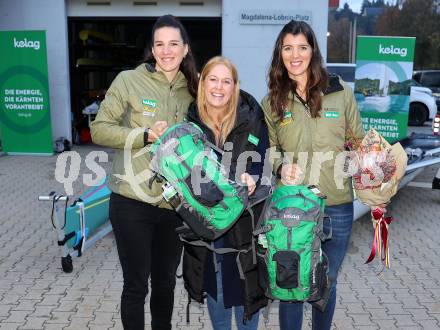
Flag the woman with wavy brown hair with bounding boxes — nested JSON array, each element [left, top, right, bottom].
[[261, 20, 364, 330]]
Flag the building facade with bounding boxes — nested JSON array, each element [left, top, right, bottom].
[[0, 0, 328, 142]]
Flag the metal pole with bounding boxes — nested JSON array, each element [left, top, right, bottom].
[[351, 16, 357, 63], [38, 194, 71, 259], [405, 157, 440, 172], [348, 18, 352, 63]]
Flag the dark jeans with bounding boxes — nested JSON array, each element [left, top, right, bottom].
[[109, 193, 183, 330], [279, 202, 354, 330]]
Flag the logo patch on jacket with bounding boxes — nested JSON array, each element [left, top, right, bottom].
[[142, 99, 157, 117], [280, 111, 293, 126], [248, 133, 259, 146], [324, 111, 339, 119]]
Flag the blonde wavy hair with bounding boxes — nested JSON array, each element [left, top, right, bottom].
[[197, 56, 240, 147]]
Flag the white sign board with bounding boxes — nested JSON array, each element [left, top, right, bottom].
[[239, 10, 313, 25]]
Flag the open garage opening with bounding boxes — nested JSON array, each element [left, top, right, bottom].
[[68, 17, 221, 144]]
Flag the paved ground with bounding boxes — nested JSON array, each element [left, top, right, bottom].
[[0, 124, 439, 329]]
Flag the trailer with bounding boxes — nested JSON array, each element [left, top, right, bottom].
[[39, 179, 112, 272]]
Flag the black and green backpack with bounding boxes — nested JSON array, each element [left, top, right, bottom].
[[255, 184, 331, 304], [150, 122, 249, 241]]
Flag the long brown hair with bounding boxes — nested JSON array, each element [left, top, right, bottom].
[[197, 56, 240, 147], [268, 20, 328, 120], [144, 15, 198, 98]]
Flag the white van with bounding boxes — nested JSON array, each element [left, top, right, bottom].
[[326, 63, 438, 126]]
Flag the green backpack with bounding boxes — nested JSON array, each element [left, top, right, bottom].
[[150, 122, 248, 241], [255, 184, 330, 303]]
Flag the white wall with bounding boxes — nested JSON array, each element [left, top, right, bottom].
[[67, 0, 221, 17], [0, 0, 72, 142], [222, 0, 329, 102]]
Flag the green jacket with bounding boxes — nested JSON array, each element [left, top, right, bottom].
[[262, 76, 364, 206], [91, 63, 193, 208]]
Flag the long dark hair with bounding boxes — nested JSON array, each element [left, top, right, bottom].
[[144, 15, 198, 98], [268, 20, 328, 120]]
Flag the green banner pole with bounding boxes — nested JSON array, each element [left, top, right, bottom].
[[0, 30, 53, 155], [354, 36, 416, 143]]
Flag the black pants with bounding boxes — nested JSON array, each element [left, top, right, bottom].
[[109, 193, 183, 330]]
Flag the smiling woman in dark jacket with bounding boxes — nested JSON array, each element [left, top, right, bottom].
[[182, 56, 268, 329]]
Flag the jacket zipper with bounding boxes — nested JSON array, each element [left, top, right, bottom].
[[225, 120, 248, 143], [169, 84, 177, 122]]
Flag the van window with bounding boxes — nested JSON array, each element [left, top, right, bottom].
[[326, 65, 355, 83], [421, 72, 440, 87]]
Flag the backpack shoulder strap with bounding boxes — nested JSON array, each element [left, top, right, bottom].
[[179, 236, 250, 280], [253, 191, 274, 236], [204, 140, 224, 156]]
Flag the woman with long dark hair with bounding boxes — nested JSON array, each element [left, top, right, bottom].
[[91, 15, 198, 330], [262, 20, 364, 330]]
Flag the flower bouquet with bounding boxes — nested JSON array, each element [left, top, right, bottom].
[[346, 128, 408, 269]]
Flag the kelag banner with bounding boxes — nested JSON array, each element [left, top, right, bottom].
[[0, 30, 53, 154], [354, 36, 416, 143]]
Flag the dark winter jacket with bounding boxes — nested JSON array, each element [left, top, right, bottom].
[[182, 90, 269, 321]]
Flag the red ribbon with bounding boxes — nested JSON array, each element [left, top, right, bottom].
[[365, 208, 394, 268]]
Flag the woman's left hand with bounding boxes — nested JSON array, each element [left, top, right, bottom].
[[241, 173, 256, 195]]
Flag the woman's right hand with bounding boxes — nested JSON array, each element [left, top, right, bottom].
[[280, 163, 303, 185], [147, 121, 168, 143], [241, 173, 257, 196]]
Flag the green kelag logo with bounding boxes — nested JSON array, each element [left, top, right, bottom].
[[142, 99, 157, 108], [142, 99, 157, 116], [378, 44, 407, 57], [13, 37, 40, 50]]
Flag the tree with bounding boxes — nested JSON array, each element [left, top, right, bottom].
[[361, 0, 386, 15], [336, 2, 355, 20], [376, 0, 440, 68], [328, 4, 356, 62], [327, 13, 351, 62], [360, 0, 370, 14]]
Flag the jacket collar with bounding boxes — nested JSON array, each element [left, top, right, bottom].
[[145, 62, 156, 73], [323, 74, 344, 95], [287, 73, 344, 100], [136, 62, 187, 89], [186, 102, 216, 143]]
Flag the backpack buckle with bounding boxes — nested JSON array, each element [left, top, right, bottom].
[[162, 182, 180, 208], [308, 185, 327, 199]]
